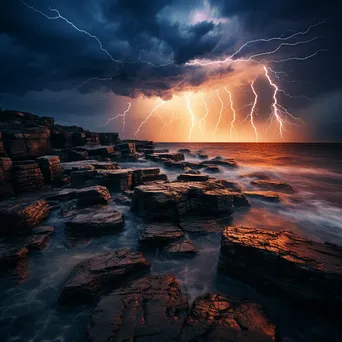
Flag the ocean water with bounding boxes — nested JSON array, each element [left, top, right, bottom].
[[1, 143, 341, 341]]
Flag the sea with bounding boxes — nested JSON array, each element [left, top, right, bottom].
[[1, 142, 341, 341]]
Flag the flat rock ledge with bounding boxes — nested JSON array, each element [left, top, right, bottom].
[[87, 274, 189, 342], [76, 185, 111, 206], [164, 239, 197, 257], [59, 249, 151, 303], [131, 180, 237, 222], [180, 293, 276, 342], [251, 180, 294, 193], [244, 191, 280, 202], [138, 222, 184, 246], [0, 199, 50, 236], [65, 206, 124, 236], [219, 226, 342, 312]]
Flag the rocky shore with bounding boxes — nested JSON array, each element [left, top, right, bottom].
[[0, 109, 341, 341]]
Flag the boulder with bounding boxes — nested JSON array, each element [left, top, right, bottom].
[[180, 293, 276, 342], [131, 168, 167, 187], [37, 155, 62, 184], [240, 172, 270, 180], [197, 153, 208, 159], [78, 145, 115, 158], [201, 157, 238, 168], [0, 199, 49, 236], [71, 169, 132, 192], [30, 225, 55, 236], [112, 194, 131, 206], [138, 222, 184, 246], [180, 216, 230, 234], [203, 165, 220, 173], [177, 174, 209, 182], [147, 152, 185, 162], [232, 192, 250, 207], [219, 227, 342, 311], [184, 170, 201, 175], [12, 160, 45, 192], [87, 274, 188, 342], [61, 160, 119, 174], [131, 180, 234, 222], [251, 180, 294, 193], [0, 157, 13, 198], [45, 188, 77, 202], [244, 191, 280, 202], [178, 148, 191, 153], [0, 244, 28, 270], [3, 234, 51, 251], [65, 206, 124, 236], [59, 249, 151, 303], [164, 239, 197, 257], [99, 132, 119, 145], [219, 180, 244, 192], [76, 185, 111, 206], [1, 125, 51, 161]]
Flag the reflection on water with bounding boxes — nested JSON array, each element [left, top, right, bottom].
[[1, 143, 342, 341]]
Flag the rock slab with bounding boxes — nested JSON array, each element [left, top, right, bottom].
[[60, 249, 151, 303], [219, 226, 342, 311], [88, 274, 189, 342], [180, 293, 276, 342]]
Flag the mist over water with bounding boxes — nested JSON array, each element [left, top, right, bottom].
[[1, 142, 341, 341]]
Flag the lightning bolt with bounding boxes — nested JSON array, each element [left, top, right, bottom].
[[98, 103, 132, 135], [248, 81, 259, 141], [185, 21, 326, 67], [224, 88, 238, 140], [21, 0, 123, 65], [264, 66, 285, 139], [213, 90, 224, 136], [72, 77, 112, 91], [135, 101, 165, 138], [198, 93, 210, 135], [187, 96, 196, 142]]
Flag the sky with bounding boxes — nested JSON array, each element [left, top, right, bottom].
[[0, 0, 341, 142]]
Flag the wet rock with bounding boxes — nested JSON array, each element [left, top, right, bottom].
[[99, 132, 119, 145], [219, 180, 244, 192], [60, 199, 78, 218], [37, 155, 62, 184], [178, 148, 191, 153], [71, 169, 132, 192], [131, 180, 234, 222], [65, 206, 124, 236], [87, 274, 188, 342], [0, 244, 28, 270], [132, 168, 168, 187], [0, 199, 49, 236], [184, 169, 201, 175], [232, 192, 250, 207], [240, 172, 270, 180], [180, 216, 230, 234], [30, 225, 55, 236], [197, 153, 208, 159], [219, 226, 342, 311], [138, 222, 184, 246], [60, 249, 151, 303], [177, 174, 209, 182], [12, 160, 45, 192], [61, 160, 119, 174], [251, 180, 294, 193], [147, 152, 185, 162], [78, 145, 115, 158], [244, 191, 280, 202], [112, 194, 131, 206], [0, 157, 13, 198], [76, 185, 111, 206], [45, 188, 77, 202], [164, 239, 197, 257], [18, 234, 50, 251], [201, 157, 238, 168], [1, 124, 51, 161], [180, 293, 276, 342], [203, 165, 220, 173]]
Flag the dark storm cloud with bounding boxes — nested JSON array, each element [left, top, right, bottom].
[[0, 0, 341, 139], [0, 0, 225, 99]]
